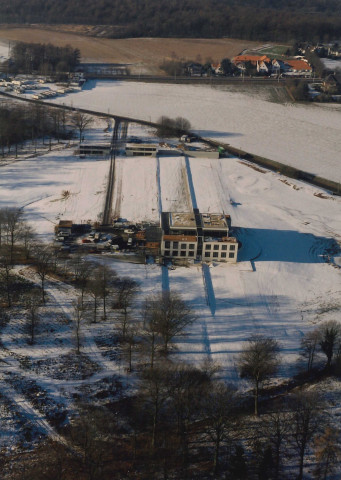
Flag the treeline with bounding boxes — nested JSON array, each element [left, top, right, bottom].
[[0, 102, 72, 157], [0, 0, 341, 42], [10, 42, 80, 75]]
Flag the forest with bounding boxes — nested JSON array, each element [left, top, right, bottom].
[[0, 0, 341, 42], [9, 43, 80, 75]]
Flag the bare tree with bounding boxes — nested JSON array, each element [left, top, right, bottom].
[[71, 111, 93, 143], [20, 224, 36, 261], [73, 297, 84, 354], [237, 335, 281, 416], [0, 249, 14, 307], [70, 256, 93, 307], [87, 275, 102, 324], [2, 207, 23, 264], [96, 264, 116, 320], [114, 277, 138, 339], [299, 329, 321, 373], [314, 426, 341, 480], [263, 406, 292, 479], [87, 265, 115, 322], [290, 391, 322, 480], [201, 381, 237, 475], [318, 320, 341, 372], [141, 295, 161, 369], [144, 292, 196, 354], [123, 321, 139, 372], [167, 362, 212, 473], [25, 289, 41, 344], [33, 245, 52, 303], [0, 209, 5, 248], [139, 364, 172, 450]]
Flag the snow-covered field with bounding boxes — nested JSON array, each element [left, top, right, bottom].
[[49, 80, 341, 181], [0, 149, 109, 241], [112, 156, 159, 223], [0, 111, 340, 381], [0, 111, 340, 455], [107, 153, 341, 379]]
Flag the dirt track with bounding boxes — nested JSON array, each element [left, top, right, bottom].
[[0, 26, 262, 74]]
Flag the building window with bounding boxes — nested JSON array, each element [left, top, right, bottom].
[[221, 245, 227, 251], [164, 250, 170, 256], [213, 252, 219, 258], [189, 244, 195, 250], [173, 251, 179, 256], [206, 244, 211, 250], [230, 245, 236, 251], [221, 252, 227, 258], [214, 245, 219, 250], [205, 252, 210, 258], [173, 242, 179, 248], [189, 251, 194, 257], [229, 252, 235, 258], [181, 251, 186, 257], [165, 241, 170, 248], [180, 243, 187, 250]]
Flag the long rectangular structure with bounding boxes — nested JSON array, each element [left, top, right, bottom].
[[125, 143, 158, 156], [78, 143, 111, 156]]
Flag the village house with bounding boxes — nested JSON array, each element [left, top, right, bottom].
[[185, 63, 204, 76], [257, 59, 272, 74], [232, 53, 312, 77], [284, 59, 312, 76], [211, 63, 223, 74]]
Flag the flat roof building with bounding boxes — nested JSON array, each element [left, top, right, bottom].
[[78, 143, 111, 156], [125, 143, 158, 156], [160, 211, 238, 263]]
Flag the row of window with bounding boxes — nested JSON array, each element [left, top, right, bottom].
[[204, 243, 236, 251], [164, 241, 196, 250], [164, 241, 236, 252], [204, 252, 235, 259], [164, 250, 195, 257]]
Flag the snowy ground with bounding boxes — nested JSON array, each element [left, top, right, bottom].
[[0, 96, 340, 453], [1, 122, 340, 380], [105, 151, 341, 380], [0, 149, 109, 241], [0, 119, 113, 241], [112, 156, 159, 223], [48, 79, 341, 181]]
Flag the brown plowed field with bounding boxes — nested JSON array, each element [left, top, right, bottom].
[[0, 26, 263, 74]]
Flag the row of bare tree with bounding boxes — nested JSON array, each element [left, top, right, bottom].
[[3, 364, 340, 480], [0, 101, 94, 157]]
